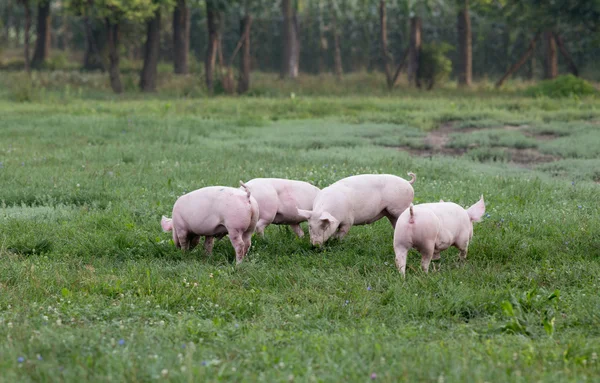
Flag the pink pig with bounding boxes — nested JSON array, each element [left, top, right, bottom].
[[393, 196, 486, 277], [241, 178, 320, 237], [298, 173, 416, 246], [161, 183, 259, 263]]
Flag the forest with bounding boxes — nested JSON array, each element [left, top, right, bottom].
[[1, 0, 599, 94]]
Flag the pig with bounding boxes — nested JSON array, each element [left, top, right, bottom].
[[241, 178, 320, 238], [297, 173, 416, 246], [393, 196, 486, 277], [160, 183, 259, 263]]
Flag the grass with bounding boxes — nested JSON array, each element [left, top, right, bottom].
[[0, 76, 600, 381]]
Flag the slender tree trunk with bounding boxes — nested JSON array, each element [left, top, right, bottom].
[[20, 0, 31, 73], [58, 11, 72, 51], [379, 0, 393, 88], [543, 30, 558, 79], [2, 1, 11, 46], [457, 0, 472, 87], [331, 3, 343, 80], [495, 33, 540, 88], [106, 19, 123, 93], [317, 2, 326, 75], [205, 1, 221, 93], [528, 56, 535, 80], [237, 14, 252, 94], [173, 0, 190, 74], [281, 0, 299, 79], [554, 32, 578, 76], [31, 2, 51, 69], [140, 10, 161, 92], [407, 16, 421, 87], [83, 17, 105, 71], [14, 11, 21, 49]]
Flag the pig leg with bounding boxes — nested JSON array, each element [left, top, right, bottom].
[[204, 236, 215, 255], [189, 235, 201, 251], [255, 204, 277, 237], [432, 251, 441, 272], [177, 229, 190, 251], [290, 224, 304, 238], [242, 230, 253, 256], [333, 223, 351, 240], [458, 241, 469, 261], [419, 242, 436, 274], [394, 246, 409, 277], [228, 229, 246, 264], [384, 208, 404, 228]]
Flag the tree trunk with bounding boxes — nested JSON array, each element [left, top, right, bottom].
[[83, 17, 105, 71], [379, 0, 393, 88], [281, 0, 299, 79], [543, 30, 558, 80], [407, 16, 421, 87], [317, 14, 326, 73], [140, 10, 161, 92], [14, 10, 21, 49], [21, 0, 31, 73], [106, 19, 123, 93], [205, 1, 221, 93], [237, 14, 252, 94], [173, 0, 190, 74], [554, 32, 578, 76], [495, 33, 540, 88], [31, 1, 51, 69], [331, 3, 343, 80], [2, 1, 12, 46], [457, 0, 472, 87]]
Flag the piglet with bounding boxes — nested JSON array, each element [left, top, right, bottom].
[[393, 196, 485, 277], [161, 183, 259, 263], [241, 178, 320, 237], [298, 173, 416, 246]]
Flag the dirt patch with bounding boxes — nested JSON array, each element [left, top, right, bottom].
[[389, 122, 560, 167], [505, 148, 558, 166]]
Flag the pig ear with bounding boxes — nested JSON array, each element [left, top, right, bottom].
[[297, 209, 313, 220], [467, 195, 485, 222], [161, 216, 173, 232], [319, 211, 337, 225]]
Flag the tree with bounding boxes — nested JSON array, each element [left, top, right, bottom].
[[281, 0, 299, 78], [172, 0, 190, 74], [379, 0, 406, 89], [31, 0, 51, 69], [407, 16, 421, 87], [18, 0, 32, 73], [457, 0, 471, 86], [237, 12, 252, 93], [140, 8, 161, 92], [205, 0, 222, 93], [66, 0, 161, 93], [82, 13, 106, 71], [543, 29, 557, 79], [330, 0, 343, 79]]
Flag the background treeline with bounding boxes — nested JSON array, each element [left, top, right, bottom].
[[1, 0, 599, 94]]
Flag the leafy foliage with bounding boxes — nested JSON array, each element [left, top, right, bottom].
[[417, 42, 453, 89], [526, 75, 597, 98]]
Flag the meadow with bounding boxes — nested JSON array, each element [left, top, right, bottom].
[[0, 74, 599, 382]]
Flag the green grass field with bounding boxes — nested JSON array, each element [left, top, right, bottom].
[[1, 86, 600, 382]]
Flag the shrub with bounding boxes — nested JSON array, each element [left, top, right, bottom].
[[525, 74, 597, 98], [417, 42, 453, 90]]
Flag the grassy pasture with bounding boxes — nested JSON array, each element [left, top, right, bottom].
[[0, 89, 599, 382]]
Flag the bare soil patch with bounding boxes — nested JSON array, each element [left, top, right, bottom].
[[389, 122, 560, 167]]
